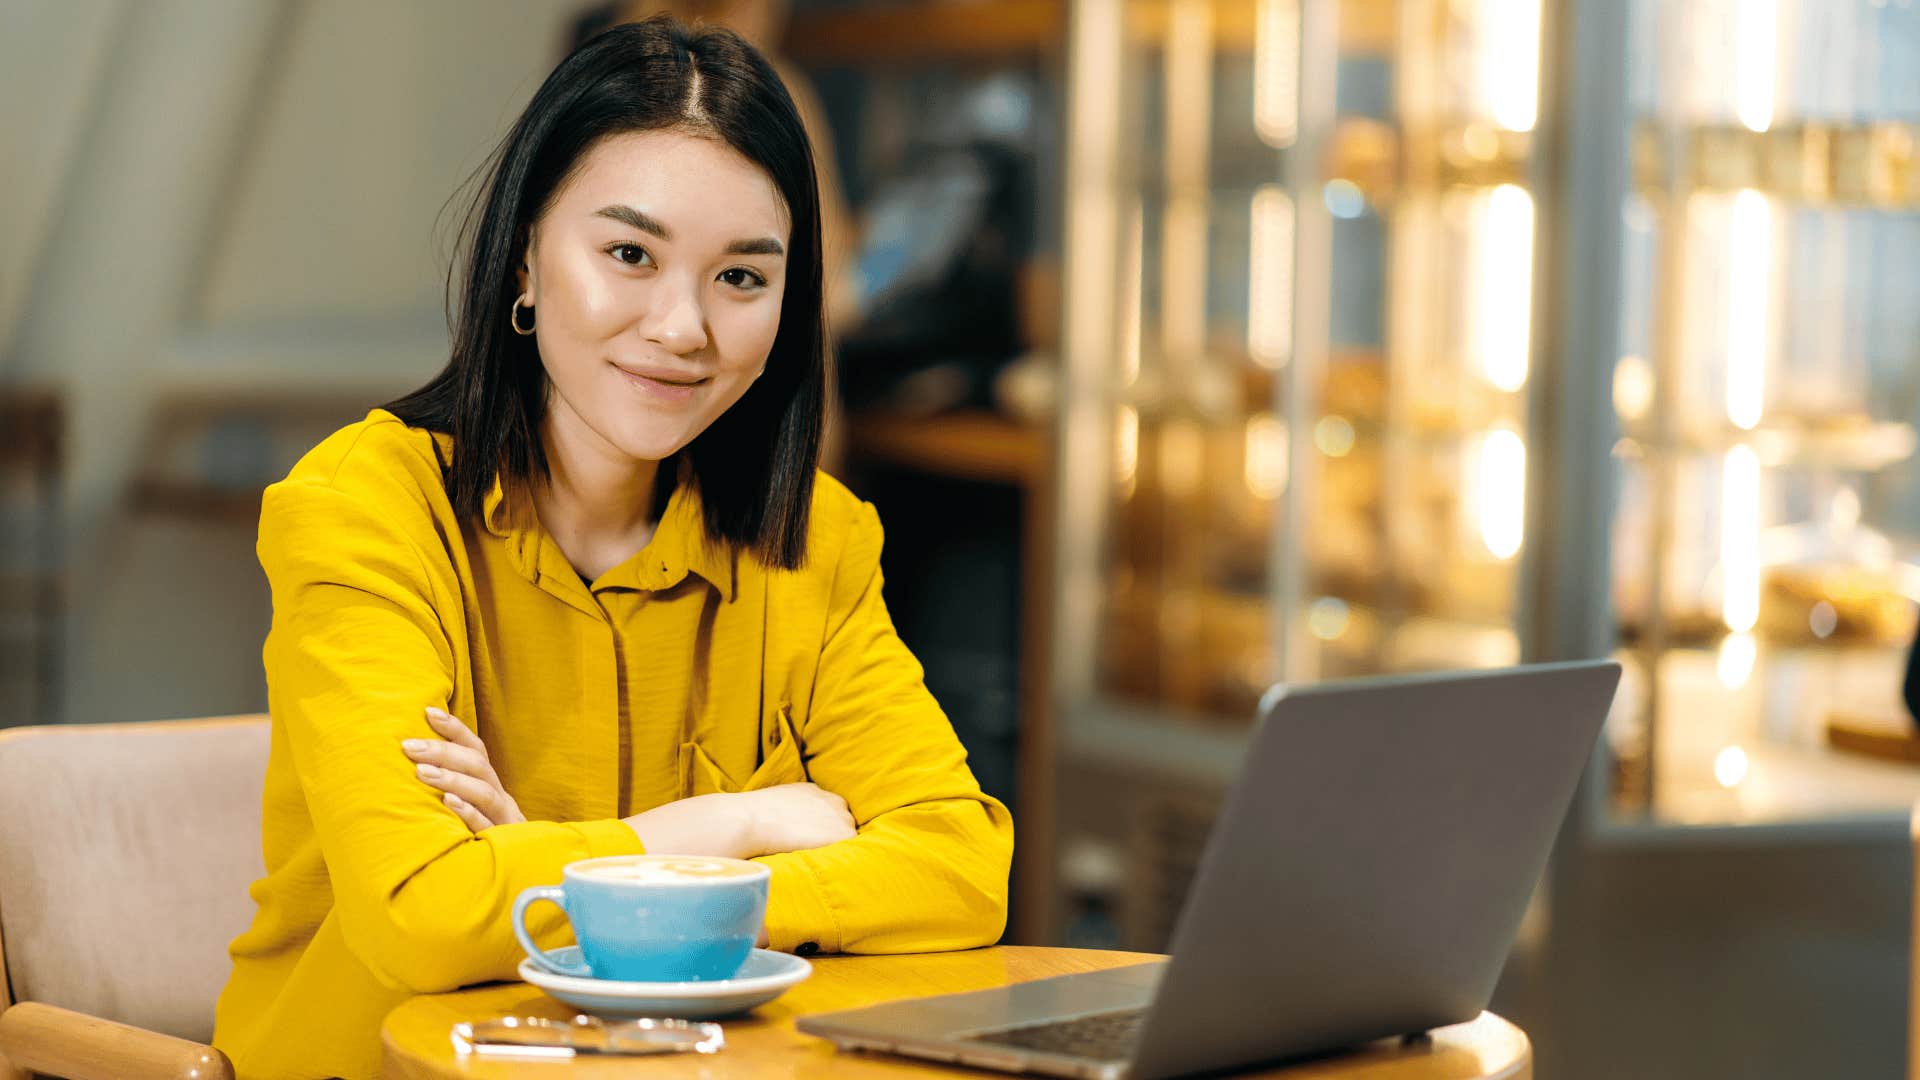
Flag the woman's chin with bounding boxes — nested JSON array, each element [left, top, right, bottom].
[[608, 426, 694, 465]]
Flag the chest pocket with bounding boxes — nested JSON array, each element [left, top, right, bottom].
[[678, 704, 808, 798]]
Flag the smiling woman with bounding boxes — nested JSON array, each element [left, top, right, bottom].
[[523, 135, 789, 463], [513, 129, 797, 577], [208, 16, 1012, 1080]]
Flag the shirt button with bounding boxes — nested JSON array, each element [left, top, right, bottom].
[[795, 941, 821, 957]]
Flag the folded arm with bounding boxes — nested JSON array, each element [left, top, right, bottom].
[[755, 500, 1016, 954], [261, 480, 643, 994]]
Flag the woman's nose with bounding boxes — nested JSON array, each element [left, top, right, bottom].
[[643, 281, 709, 355]]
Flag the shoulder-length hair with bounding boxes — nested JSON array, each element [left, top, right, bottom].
[[384, 14, 824, 570]]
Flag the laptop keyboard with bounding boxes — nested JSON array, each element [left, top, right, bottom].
[[965, 1008, 1147, 1062]]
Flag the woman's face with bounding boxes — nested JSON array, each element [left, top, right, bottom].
[[517, 128, 789, 466]]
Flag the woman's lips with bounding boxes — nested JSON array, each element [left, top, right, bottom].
[[612, 363, 710, 401]]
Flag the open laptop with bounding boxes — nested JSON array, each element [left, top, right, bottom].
[[799, 660, 1620, 1079]]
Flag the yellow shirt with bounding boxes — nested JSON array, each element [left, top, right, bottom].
[[212, 410, 1014, 1079]]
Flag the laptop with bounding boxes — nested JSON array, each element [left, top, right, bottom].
[[799, 660, 1620, 1079]]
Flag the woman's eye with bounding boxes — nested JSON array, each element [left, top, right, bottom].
[[608, 244, 652, 267], [720, 267, 767, 290]]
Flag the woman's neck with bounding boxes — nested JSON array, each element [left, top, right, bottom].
[[533, 405, 665, 581]]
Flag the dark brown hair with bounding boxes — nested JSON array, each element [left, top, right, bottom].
[[384, 15, 824, 569]]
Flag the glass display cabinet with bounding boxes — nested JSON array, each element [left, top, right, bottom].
[[1062, 0, 1550, 728], [1050, 0, 1560, 946], [1051, 0, 1920, 949], [1051, 0, 1920, 1064], [1605, 0, 1920, 828]]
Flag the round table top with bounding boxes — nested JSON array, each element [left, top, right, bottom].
[[381, 946, 1530, 1079]]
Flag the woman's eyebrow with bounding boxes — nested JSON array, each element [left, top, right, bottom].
[[726, 237, 785, 258], [594, 204, 785, 258]]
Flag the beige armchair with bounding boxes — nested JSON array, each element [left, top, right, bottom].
[[0, 716, 269, 1080]]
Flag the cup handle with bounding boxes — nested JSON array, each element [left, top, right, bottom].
[[512, 885, 593, 978]]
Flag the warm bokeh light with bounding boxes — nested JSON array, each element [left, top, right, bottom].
[[1248, 185, 1294, 369], [1253, 0, 1298, 148], [1735, 0, 1777, 133], [1307, 596, 1351, 641], [1480, 0, 1541, 131], [1475, 428, 1527, 560], [1160, 0, 1212, 371], [1714, 745, 1750, 789], [1314, 415, 1356, 457], [1808, 601, 1838, 640], [1477, 185, 1534, 393], [1716, 631, 1757, 689], [1725, 189, 1771, 430], [1613, 354, 1655, 421], [1120, 199, 1143, 387], [1832, 486, 1862, 531], [1116, 405, 1139, 497], [1244, 412, 1288, 499], [1720, 444, 1761, 632]]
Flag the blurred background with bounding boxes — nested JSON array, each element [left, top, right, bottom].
[[4, 0, 1920, 1075]]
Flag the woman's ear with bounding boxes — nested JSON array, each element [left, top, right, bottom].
[[515, 229, 536, 297]]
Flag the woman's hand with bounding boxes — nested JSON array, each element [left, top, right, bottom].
[[403, 707, 527, 831], [739, 783, 858, 856]]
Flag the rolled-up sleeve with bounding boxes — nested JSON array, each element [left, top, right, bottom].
[[756, 499, 1015, 954], [260, 479, 643, 994]]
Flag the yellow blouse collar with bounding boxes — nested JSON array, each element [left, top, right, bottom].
[[444, 435, 736, 602]]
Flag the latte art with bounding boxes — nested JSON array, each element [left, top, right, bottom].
[[574, 855, 762, 884]]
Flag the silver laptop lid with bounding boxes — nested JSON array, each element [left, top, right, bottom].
[[1126, 660, 1619, 1080]]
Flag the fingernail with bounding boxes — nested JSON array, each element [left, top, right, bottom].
[[444, 793, 464, 806], [416, 763, 439, 778], [425, 708, 446, 721], [402, 739, 426, 753]]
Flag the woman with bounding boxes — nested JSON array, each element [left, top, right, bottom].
[[212, 18, 1013, 1079]]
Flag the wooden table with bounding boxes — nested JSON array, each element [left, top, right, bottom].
[[381, 947, 1530, 1079]]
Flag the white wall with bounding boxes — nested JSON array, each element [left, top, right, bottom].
[[196, 2, 570, 327], [1, 0, 585, 723], [0, 1, 123, 354]]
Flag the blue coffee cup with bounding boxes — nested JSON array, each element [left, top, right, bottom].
[[513, 854, 770, 983]]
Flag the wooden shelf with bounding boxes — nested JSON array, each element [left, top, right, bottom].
[[0, 572, 63, 614], [1632, 119, 1920, 212], [1827, 715, 1920, 765], [1134, 0, 1394, 56], [127, 478, 265, 523], [845, 409, 1046, 486], [787, 0, 1063, 63], [785, 0, 1395, 65], [0, 387, 61, 470]]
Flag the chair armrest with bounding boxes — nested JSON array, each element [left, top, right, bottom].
[[0, 1002, 232, 1080]]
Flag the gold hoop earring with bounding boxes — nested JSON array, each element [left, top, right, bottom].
[[510, 296, 536, 336]]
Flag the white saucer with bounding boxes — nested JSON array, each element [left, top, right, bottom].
[[517, 947, 812, 1020]]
